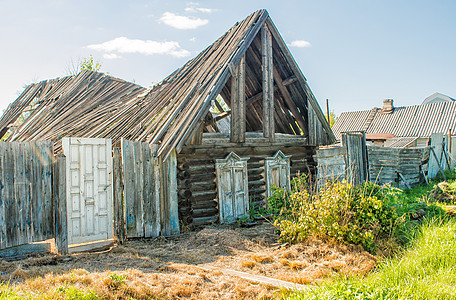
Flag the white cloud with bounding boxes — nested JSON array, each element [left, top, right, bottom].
[[103, 53, 122, 59], [159, 12, 208, 29], [185, 7, 218, 13], [289, 40, 311, 48], [189, 37, 196, 42], [87, 37, 190, 58]]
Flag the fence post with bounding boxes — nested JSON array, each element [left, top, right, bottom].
[[54, 154, 68, 255], [113, 147, 126, 243]]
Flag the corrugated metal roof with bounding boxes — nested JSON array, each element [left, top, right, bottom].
[[331, 110, 371, 139], [333, 101, 456, 141]]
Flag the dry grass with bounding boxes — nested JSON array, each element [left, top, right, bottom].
[[0, 223, 377, 299]]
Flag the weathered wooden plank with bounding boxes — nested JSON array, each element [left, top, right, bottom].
[[121, 138, 138, 237], [0, 143, 6, 249], [5, 143, 16, 248], [112, 147, 126, 244], [15, 143, 27, 245], [23, 142, 32, 243], [262, 24, 274, 141], [133, 141, 144, 236], [160, 150, 180, 236], [54, 154, 68, 254], [41, 142, 53, 239], [230, 55, 246, 143]]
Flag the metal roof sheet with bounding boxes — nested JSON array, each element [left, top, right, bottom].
[[333, 101, 456, 141]]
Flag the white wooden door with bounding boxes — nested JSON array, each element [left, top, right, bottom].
[[62, 137, 113, 245], [265, 151, 291, 199], [216, 152, 249, 223]]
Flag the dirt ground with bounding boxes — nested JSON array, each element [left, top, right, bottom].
[[0, 222, 377, 299]]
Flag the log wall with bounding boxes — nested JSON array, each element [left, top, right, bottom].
[[178, 139, 316, 226]]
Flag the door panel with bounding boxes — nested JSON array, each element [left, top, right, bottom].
[[62, 138, 113, 245]]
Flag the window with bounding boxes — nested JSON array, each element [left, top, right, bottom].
[[216, 152, 249, 223], [265, 151, 291, 199]]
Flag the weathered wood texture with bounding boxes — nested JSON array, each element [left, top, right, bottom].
[[112, 147, 126, 243], [0, 141, 55, 250], [53, 154, 68, 254], [216, 153, 250, 223], [159, 150, 180, 236], [121, 139, 160, 238], [265, 151, 291, 199], [178, 141, 316, 226], [315, 147, 346, 183], [230, 56, 246, 143], [0, 71, 145, 153], [368, 146, 430, 188], [315, 144, 430, 189], [342, 132, 368, 184], [427, 133, 456, 179], [261, 24, 274, 141]]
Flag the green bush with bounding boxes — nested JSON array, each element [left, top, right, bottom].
[[269, 178, 444, 252]]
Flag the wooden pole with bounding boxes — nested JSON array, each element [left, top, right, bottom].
[[326, 99, 330, 125], [449, 129, 452, 155]]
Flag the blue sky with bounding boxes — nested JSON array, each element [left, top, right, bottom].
[[1, 0, 455, 116]]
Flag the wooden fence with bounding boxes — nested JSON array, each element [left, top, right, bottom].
[[368, 146, 429, 188], [315, 147, 346, 182], [428, 133, 456, 179], [342, 132, 368, 184], [114, 139, 179, 242], [315, 144, 430, 188], [0, 141, 67, 253]]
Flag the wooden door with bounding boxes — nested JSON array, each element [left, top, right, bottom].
[[216, 152, 249, 223], [265, 151, 291, 199], [62, 137, 113, 245]]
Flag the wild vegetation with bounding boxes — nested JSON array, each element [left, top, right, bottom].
[[267, 174, 446, 254], [278, 169, 456, 299]]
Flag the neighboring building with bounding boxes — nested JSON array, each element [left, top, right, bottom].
[[332, 97, 456, 148], [422, 92, 455, 105]]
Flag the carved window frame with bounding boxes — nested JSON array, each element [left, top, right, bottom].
[[215, 152, 249, 223], [265, 150, 291, 199]]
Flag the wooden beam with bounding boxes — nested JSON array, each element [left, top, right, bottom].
[[245, 76, 296, 107], [265, 18, 336, 143], [250, 39, 308, 136], [230, 56, 246, 143], [262, 24, 274, 141]]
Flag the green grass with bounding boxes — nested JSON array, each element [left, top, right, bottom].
[[283, 217, 456, 300], [0, 284, 100, 300]]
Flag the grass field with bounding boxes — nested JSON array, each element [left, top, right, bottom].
[[283, 217, 456, 299]]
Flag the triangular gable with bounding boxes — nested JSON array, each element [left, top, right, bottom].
[[141, 9, 335, 159]]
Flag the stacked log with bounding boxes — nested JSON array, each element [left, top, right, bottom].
[[178, 144, 317, 226]]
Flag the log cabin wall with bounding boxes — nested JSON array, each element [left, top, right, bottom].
[[177, 136, 316, 226]]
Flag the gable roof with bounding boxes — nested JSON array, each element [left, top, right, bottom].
[[0, 10, 335, 158], [332, 101, 456, 141], [0, 70, 146, 151]]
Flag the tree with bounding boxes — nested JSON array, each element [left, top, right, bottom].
[[328, 111, 337, 128], [65, 56, 102, 75], [79, 56, 102, 72]]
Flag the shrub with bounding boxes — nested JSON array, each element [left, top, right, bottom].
[[269, 178, 444, 252]]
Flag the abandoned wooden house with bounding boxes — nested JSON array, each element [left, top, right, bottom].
[[0, 10, 334, 250], [332, 98, 456, 148]]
